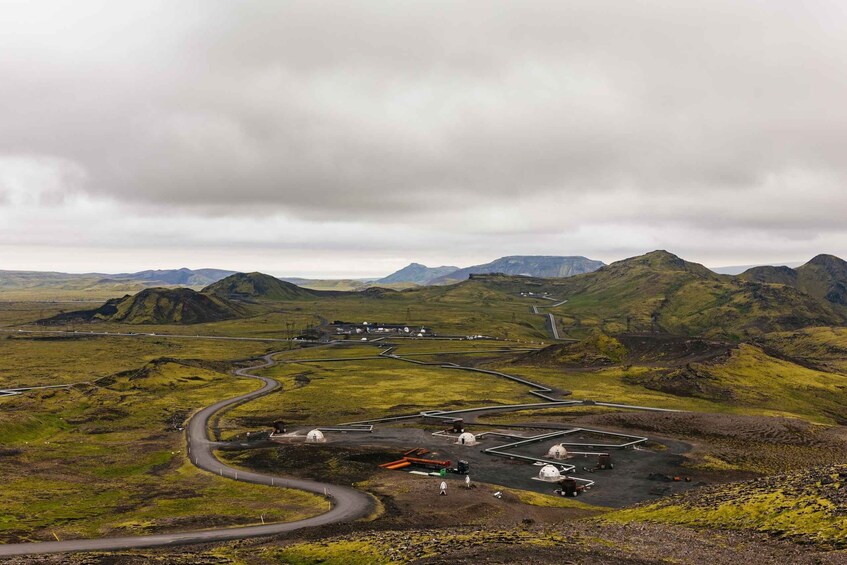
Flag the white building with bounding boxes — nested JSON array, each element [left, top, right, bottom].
[[546, 444, 568, 460], [456, 432, 478, 446], [305, 429, 326, 443], [537, 464, 561, 481]]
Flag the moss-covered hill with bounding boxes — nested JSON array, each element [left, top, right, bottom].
[[460, 250, 847, 338], [42, 272, 323, 325], [203, 272, 319, 301], [46, 287, 245, 324], [740, 254, 847, 307], [609, 464, 847, 548]]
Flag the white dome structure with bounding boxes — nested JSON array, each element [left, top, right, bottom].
[[547, 444, 568, 460], [305, 429, 326, 443], [456, 432, 477, 446], [538, 464, 562, 481]]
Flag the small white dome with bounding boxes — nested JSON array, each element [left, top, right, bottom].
[[538, 464, 561, 481], [306, 429, 325, 443], [547, 444, 568, 460], [456, 432, 477, 446]]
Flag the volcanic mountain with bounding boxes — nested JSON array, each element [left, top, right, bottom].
[[46, 287, 246, 325], [740, 254, 847, 307], [377, 263, 460, 285], [428, 255, 605, 284], [203, 272, 318, 301]]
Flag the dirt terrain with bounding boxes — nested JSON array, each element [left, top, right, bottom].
[[568, 411, 847, 473], [222, 423, 706, 508]]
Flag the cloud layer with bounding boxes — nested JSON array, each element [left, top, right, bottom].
[[1, 1, 846, 275]]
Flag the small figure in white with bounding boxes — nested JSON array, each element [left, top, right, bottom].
[[439, 481, 447, 496], [465, 475, 471, 489]]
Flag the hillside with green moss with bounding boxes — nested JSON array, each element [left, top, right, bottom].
[[38, 250, 847, 339], [45, 287, 246, 325], [460, 250, 846, 338], [608, 465, 847, 548], [740, 254, 847, 308], [203, 272, 320, 301]]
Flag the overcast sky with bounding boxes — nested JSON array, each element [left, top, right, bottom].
[[1, 1, 846, 277]]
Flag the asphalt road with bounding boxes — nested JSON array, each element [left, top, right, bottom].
[[0, 353, 373, 557], [525, 296, 569, 341]]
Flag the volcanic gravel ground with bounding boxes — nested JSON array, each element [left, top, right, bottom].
[[260, 424, 706, 507]]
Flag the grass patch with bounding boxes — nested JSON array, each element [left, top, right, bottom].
[[0, 356, 325, 542], [223, 357, 535, 429], [606, 465, 847, 548]]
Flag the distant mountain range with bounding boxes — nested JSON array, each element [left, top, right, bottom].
[[0, 256, 608, 295], [39, 251, 847, 334], [0, 267, 235, 291], [376, 263, 460, 285], [106, 268, 236, 286], [380, 256, 606, 285]]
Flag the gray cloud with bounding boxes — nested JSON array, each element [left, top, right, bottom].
[[1, 1, 846, 273]]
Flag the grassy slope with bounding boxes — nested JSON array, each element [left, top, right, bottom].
[[0, 334, 273, 387], [498, 344, 847, 424], [0, 356, 324, 542], [467, 251, 843, 339], [104, 287, 245, 324], [608, 465, 847, 548], [249, 529, 572, 565], [757, 326, 847, 374]]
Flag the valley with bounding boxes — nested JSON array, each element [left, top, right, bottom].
[[3, 250, 847, 563]]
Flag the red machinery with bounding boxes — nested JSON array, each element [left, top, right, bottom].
[[380, 456, 451, 471]]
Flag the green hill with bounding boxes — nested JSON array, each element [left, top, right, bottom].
[[203, 272, 318, 301], [457, 250, 843, 338], [793, 255, 847, 306], [610, 464, 847, 547], [740, 254, 847, 308], [45, 287, 245, 324]]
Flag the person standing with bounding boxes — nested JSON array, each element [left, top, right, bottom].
[[465, 475, 471, 489], [440, 481, 447, 496]]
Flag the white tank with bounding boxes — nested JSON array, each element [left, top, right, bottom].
[[547, 444, 568, 460], [305, 429, 325, 443], [538, 464, 561, 481], [456, 432, 477, 446]]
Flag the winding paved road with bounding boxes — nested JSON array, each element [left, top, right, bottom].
[[0, 353, 373, 557], [526, 296, 570, 341]]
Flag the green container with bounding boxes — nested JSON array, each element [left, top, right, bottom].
[[439, 468, 446, 477]]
